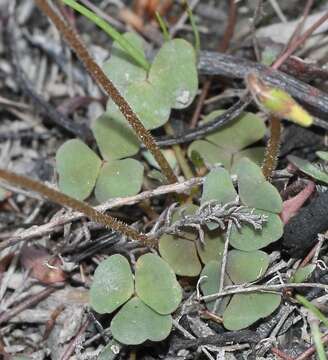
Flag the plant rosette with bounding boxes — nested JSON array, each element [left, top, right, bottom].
[[199, 160, 283, 330], [56, 139, 144, 202], [90, 253, 182, 345], [159, 160, 283, 278], [56, 32, 198, 201], [200, 253, 281, 330], [96, 32, 198, 160]]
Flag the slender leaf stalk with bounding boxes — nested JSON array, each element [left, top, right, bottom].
[[155, 12, 170, 42]]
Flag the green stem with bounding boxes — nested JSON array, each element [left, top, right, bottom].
[[61, 0, 150, 71], [155, 12, 170, 42], [185, 1, 200, 55], [164, 123, 194, 179]]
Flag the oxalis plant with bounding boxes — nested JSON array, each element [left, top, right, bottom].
[[89, 158, 284, 345], [56, 30, 197, 201], [158, 158, 283, 331], [90, 253, 182, 345], [0, 0, 303, 350]]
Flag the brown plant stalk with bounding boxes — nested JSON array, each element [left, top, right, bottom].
[[261, 116, 281, 179], [0, 168, 155, 247], [34, 0, 177, 184]]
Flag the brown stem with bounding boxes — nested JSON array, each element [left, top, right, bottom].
[[0, 168, 155, 247], [262, 117, 281, 179], [34, 0, 177, 184]]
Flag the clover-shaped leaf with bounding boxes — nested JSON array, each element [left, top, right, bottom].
[[90, 254, 134, 314], [223, 292, 281, 330], [159, 234, 202, 277], [196, 231, 225, 264], [201, 167, 237, 205], [94, 159, 144, 202], [236, 158, 283, 213], [125, 80, 171, 129], [90, 253, 181, 345], [103, 34, 198, 136], [56, 139, 102, 200], [200, 252, 280, 330], [111, 296, 172, 345], [201, 167, 237, 231], [103, 32, 147, 93], [92, 111, 140, 161], [230, 210, 283, 251], [288, 155, 328, 185], [200, 261, 232, 314], [188, 111, 266, 171], [149, 39, 198, 109], [135, 254, 182, 314], [226, 250, 269, 284]]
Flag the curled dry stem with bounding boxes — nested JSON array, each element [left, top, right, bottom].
[[34, 0, 177, 184]]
